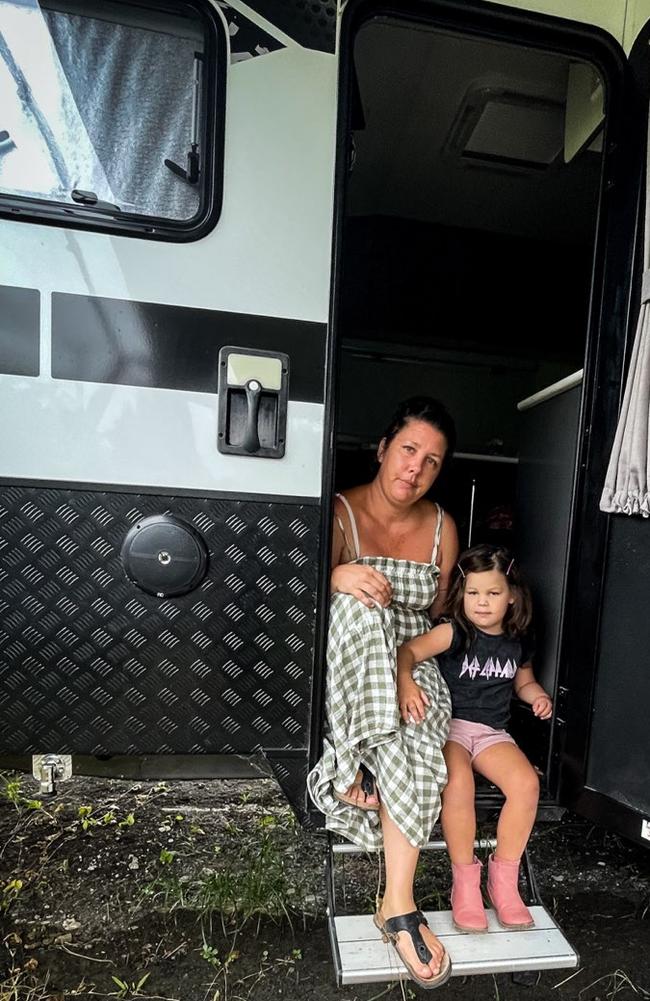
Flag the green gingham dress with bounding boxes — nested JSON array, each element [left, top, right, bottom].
[[307, 496, 452, 851]]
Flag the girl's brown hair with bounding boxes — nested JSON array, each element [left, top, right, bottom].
[[446, 543, 532, 644]]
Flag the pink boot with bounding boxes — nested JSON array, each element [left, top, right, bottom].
[[451, 857, 488, 933], [487, 854, 534, 930]]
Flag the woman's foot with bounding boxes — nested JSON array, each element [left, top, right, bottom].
[[379, 898, 446, 981], [334, 765, 379, 810]]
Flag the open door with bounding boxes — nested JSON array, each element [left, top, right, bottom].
[[555, 18, 650, 849], [325, 0, 644, 984]]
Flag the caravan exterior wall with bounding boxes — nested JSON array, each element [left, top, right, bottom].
[[0, 0, 336, 812]]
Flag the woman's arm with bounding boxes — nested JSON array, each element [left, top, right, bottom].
[[430, 511, 459, 619], [329, 502, 392, 608], [514, 665, 553, 719]]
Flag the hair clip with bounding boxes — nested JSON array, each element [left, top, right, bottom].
[[457, 563, 465, 578], [506, 558, 514, 576]]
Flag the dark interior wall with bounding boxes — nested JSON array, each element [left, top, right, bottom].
[[340, 216, 593, 362], [337, 348, 572, 455], [587, 516, 650, 816], [515, 384, 581, 695]]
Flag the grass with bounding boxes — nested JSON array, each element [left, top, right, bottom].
[[144, 813, 308, 929], [577, 969, 650, 999]]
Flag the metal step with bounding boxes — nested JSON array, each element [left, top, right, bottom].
[[331, 905, 579, 984], [326, 837, 578, 985]]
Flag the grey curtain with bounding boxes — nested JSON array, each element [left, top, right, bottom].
[[0, 4, 199, 220], [45, 11, 199, 221], [600, 135, 650, 518]]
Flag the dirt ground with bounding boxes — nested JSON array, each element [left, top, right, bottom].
[[1, 773, 649, 1001]]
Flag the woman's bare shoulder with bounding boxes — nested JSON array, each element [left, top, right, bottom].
[[335, 484, 369, 510], [416, 497, 445, 522]]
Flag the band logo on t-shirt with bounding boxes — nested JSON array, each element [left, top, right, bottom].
[[459, 656, 518, 680]]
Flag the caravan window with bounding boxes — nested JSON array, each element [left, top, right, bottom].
[[0, 0, 224, 240]]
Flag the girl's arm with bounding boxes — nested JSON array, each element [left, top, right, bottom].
[[514, 665, 553, 720], [396, 623, 453, 724], [397, 622, 454, 673], [430, 512, 459, 619]]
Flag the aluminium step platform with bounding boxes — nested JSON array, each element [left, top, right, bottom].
[[326, 838, 578, 985], [331, 906, 579, 984]]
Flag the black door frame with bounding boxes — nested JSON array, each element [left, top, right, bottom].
[[315, 0, 640, 831]]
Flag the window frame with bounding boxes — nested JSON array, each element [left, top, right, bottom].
[[0, 0, 226, 242]]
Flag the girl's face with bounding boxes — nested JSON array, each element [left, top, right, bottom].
[[377, 419, 447, 505], [463, 568, 513, 634]]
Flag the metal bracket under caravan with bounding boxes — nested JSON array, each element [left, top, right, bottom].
[[31, 754, 72, 796], [326, 838, 578, 984]]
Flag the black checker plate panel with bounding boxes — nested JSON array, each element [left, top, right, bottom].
[[0, 486, 319, 755], [247, 0, 335, 53]]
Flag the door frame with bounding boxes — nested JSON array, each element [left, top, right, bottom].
[[315, 0, 637, 825]]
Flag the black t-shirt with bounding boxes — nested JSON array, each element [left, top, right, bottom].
[[436, 620, 533, 730]]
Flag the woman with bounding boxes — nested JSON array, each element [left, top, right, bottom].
[[308, 397, 459, 989]]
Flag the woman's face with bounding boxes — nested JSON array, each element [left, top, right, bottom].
[[377, 419, 447, 505]]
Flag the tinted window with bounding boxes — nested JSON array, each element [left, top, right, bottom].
[[0, 0, 223, 238]]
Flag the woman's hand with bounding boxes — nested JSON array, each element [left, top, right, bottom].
[[532, 694, 553, 720], [397, 659, 430, 724], [331, 563, 392, 607]]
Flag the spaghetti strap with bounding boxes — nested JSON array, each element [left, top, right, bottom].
[[335, 492, 361, 559], [430, 503, 444, 565]]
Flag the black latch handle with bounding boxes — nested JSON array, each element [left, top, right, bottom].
[[242, 379, 262, 453]]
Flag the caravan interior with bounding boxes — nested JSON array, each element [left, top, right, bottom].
[[335, 17, 606, 783]]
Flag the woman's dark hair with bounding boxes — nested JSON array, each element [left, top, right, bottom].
[[447, 543, 532, 643], [381, 396, 456, 458]]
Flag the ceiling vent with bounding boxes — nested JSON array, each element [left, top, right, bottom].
[[446, 87, 565, 171]]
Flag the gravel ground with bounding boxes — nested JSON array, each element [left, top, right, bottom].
[[0, 773, 648, 1001]]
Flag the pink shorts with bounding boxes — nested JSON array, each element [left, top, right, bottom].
[[447, 718, 516, 762]]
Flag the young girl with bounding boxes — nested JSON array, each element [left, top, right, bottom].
[[396, 544, 552, 934]]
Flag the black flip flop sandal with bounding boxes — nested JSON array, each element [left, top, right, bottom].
[[374, 909, 452, 989]]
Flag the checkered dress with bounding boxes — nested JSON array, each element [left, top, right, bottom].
[[308, 514, 451, 851]]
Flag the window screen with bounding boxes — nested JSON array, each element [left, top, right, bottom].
[[0, 0, 223, 239]]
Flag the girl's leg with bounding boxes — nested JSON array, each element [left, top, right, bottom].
[[441, 741, 487, 932], [441, 741, 476, 864], [379, 804, 446, 980], [472, 742, 540, 859], [473, 740, 539, 929]]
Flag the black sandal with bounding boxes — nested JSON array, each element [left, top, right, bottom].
[[374, 908, 452, 989], [334, 763, 379, 811]]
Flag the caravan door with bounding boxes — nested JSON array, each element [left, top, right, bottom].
[[554, 7, 650, 849], [0, 0, 338, 817]]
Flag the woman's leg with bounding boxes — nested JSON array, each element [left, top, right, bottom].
[[379, 805, 446, 980], [472, 742, 539, 859], [441, 741, 476, 864]]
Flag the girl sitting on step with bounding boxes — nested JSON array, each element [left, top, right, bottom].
[[396, 543, 553, 933]]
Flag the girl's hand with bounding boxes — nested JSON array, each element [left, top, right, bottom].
[[532, 694, 553, 720], [331, 563, 392, 607], [397, 673, 430, 724]]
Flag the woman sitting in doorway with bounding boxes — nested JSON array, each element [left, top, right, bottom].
[[308, 396, 458, 989]]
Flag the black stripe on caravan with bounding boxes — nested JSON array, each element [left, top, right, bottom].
[[0, 286, 40, 376], [51, 293, 326, 403]]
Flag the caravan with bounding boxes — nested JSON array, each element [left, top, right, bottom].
[[0, 0, 649, 985]]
